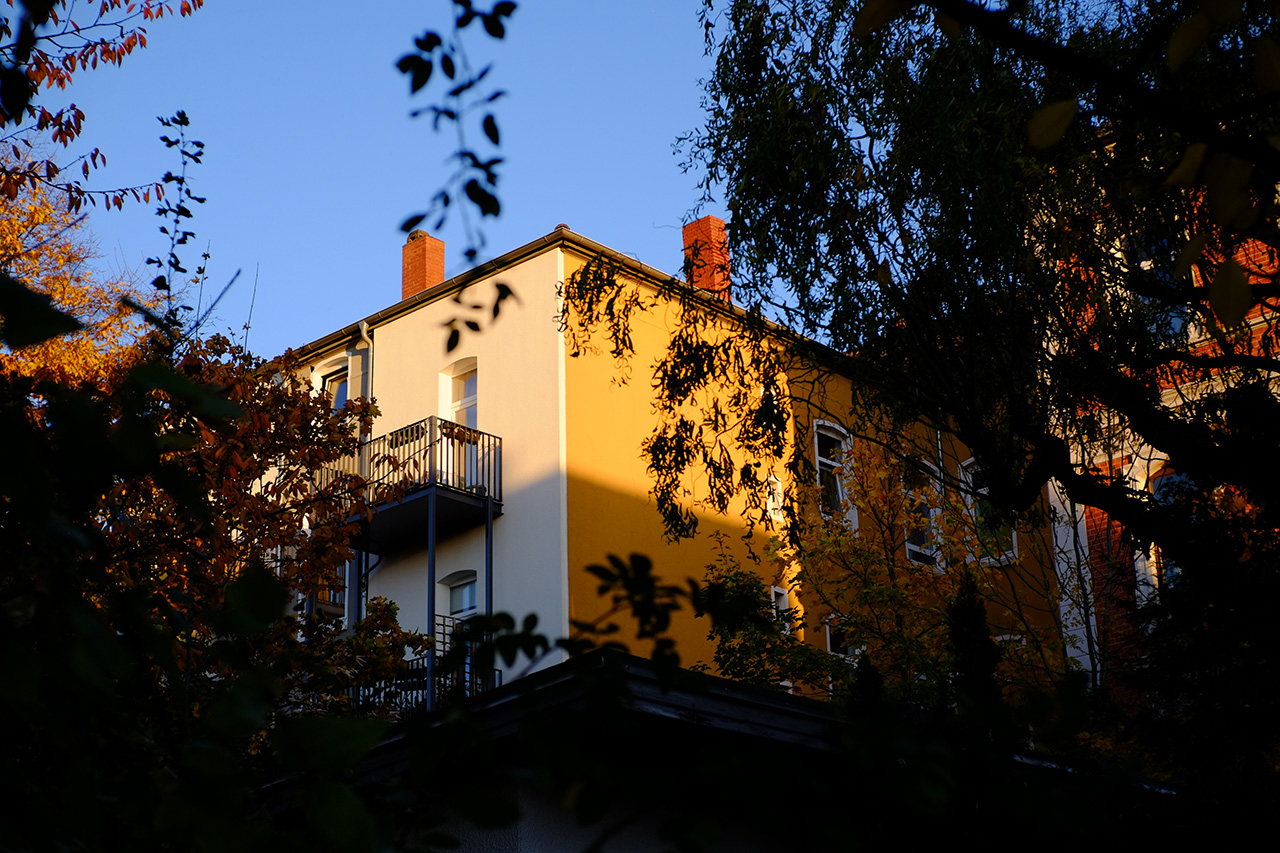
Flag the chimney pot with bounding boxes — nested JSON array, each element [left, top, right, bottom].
[[682, 215, 731, 304], [402, 230, 445, 301]]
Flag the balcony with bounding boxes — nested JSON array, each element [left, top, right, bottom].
[[325, 415, 503, 555], [351, 614, 502, 715]]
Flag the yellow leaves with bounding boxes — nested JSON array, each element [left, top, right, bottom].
[[1170, 144, 1262, 229], [1168, 12, 1212, 73], [1210, 258, 1251, 325], [1167, 2, 1244, 73], [875, 260, 892, 286], [1173, 232, 1212, 281], [853, 0, 916, 39], [1202, 0, 1243, 25], [1028, 100, 1079, 150], [934, 11, 962, 40], [0, 168, 151, 388], [1256, 36, 1280, 95], [1165, 142, 1208, 186], [1203, 151, 1258, 228]]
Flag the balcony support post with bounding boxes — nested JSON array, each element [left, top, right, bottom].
[[425, 489, 437, 712], [485, 494, 494, 619], [484, 492, 495, 691], [352, 549, 365, 625]]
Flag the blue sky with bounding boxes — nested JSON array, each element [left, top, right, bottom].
[[60, 1, 724, 358]]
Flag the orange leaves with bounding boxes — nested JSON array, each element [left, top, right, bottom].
[[0, 165, 153, 388]]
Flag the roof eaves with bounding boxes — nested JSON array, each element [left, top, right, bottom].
[[287, 225, 854, 378]]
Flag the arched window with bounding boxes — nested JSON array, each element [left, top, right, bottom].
[[324, 370, 348, 411], [439, 357, 478, 428], [313, 353, 351, 413], [439, 569, 478, 619]]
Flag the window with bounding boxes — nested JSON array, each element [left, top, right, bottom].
[[450, 369, 480, 488], [440, 570, 479, 619], [904, 496, 938, 565], [825, 618, 856, 660], [1150, 468, 1192, 588], [449, 578, 478, 617], [772, 585, 792, 634], [451, 369, 477, 429], [324, 369, 348, 412], [815, 423, 849, 515], [437, 570, 480, 698], [765, 474, 785, 528], [438, 360, 481, 490], [314, 561, 347, 618], [960, 459, 1015, 560], [903, 462, 940, 566]]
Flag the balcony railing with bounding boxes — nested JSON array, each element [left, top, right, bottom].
[[350, 615, 502, 715], [323, 415, 503, 505], [431, 613, 501, 704]]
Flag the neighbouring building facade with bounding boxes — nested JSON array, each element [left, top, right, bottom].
[[1050, 236, 1280, 699]]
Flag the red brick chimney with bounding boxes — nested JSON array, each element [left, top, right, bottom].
[[402, 230, 445, 301], [682, 215, 731, 304]]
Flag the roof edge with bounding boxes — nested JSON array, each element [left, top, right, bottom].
[[285, 225, 851, 377], [288, 226, 683, 362]]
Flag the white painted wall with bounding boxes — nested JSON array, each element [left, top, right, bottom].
[[359, 247, 570, 672]]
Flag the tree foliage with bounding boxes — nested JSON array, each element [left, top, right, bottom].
[[671, 0, 1280, 804], [0, 1, 203, 209], [0, 119, 444, 849], [0, 159, 150, 385], [792, 432, 1067, 704], [691, 535, 834, 690], [0, 315, 440, 848], [398, 0, 516, 262]]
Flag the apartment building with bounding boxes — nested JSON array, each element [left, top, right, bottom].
[[291, 218, 774, 677], [291, 217, 1067, 699]]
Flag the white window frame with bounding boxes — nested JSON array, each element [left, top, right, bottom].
[[959, 458, 1016, 563], [439, 569, 479, 619], [764, 474, 785, 528], [451, 369, 477, 430], [903, 460, 942, 567], [771, 585, 793, 635], [438, 357, 479, 426], [323, 369, 349, 412], [814, 421, 855, 525], [824, 618, 857, 661], [313, 353, 352, 410]]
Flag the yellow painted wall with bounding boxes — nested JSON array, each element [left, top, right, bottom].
[[560, 249, 790, 670]]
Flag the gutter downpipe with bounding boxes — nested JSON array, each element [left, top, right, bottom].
[[355, 320, 374, 627]]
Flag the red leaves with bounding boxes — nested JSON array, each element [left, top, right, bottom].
[[0, 2, 200, 212]]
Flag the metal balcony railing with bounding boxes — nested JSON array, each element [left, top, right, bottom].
[[349, 615, 502, 715], [322, 415, 502, 504]]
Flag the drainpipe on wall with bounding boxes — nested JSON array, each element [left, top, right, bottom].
[[355, 320, 375, 627], [358, 320, 374, 413]]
